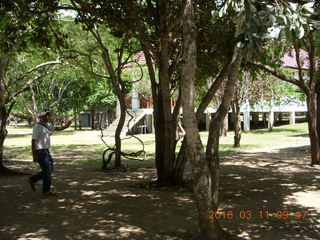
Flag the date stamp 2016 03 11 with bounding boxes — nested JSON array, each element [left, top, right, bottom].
[[208, 210, 308, 220]]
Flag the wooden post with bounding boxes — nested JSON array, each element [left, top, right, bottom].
[[290, 111, 296, 125]]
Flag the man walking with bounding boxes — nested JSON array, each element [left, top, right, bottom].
[[28, 109, 72, 196]]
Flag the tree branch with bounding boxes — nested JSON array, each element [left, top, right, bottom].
[[8, 59, 61, 87], [196, 61, 231, 120], [69, 56, 107, 79], [172, 89, 182, 121], [249, 61, 309, 93], [142, 46, 158, 105], [307, 32, 317, 90], [70, 0, 157, 55], [49, 79, 74, 107], [293, 42, 304, 83], [7, 64, 58, 103], [168, 15, 183, 33]]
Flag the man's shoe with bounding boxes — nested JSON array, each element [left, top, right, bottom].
[[43, 192, 58, 197], [28, 179, 36, 192]]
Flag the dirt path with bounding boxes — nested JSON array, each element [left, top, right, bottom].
[[0, 144, 319, 240]]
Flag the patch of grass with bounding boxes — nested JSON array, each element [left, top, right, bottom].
[[219, 144, 261, 156], [207, 123, 308, 152], [52, 129, 77, 136], [6, 134, 31, 139], [3, 146, 31, 160], [3, 123, 309, 167], [249, 124, 307, 135]]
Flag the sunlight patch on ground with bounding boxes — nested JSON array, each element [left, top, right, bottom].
[[79, 229, 108, 238], [105, 189, 130, 195], [97, 219, 116, 224], [284, 189, 320, 231], [223, 161, 253, 167], [279, 183, 297, 190], [68, 181, 79, 186], [82, 182, 105, 187], [225, 173, 243, 179], [144, 194, 160, 200], [285, 190, 320, 210], [174, 196, 194, 203], [17, 228, 49, 240], [237, 231, 252, 240], [249, 188, 264, 192], [80, 190, 103, 199], [121, 193, 139, 197], [81, 190, 96, 196], [278, 164, 320, 173], [244, 144, 309, 153], [118, 225, 146, 237], [63, 204, 83, 209]]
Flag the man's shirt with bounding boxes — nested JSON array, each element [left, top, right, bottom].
[[32, 123, 55, 150]]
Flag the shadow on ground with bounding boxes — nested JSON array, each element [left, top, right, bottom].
[[0, 145, 319, 240], [219, 145, 320, 240]]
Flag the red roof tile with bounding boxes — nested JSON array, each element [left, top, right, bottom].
[[281, 49, 309, 69]]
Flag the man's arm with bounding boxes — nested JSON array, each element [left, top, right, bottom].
[[31, 139, 37, 162], [54, 119, 72, 132]]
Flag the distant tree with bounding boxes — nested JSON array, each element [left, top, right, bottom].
[[231, 69, 305, 147], [39, 0, 186, 185], [38, 19, 119, 131], [245, 2, 320, 165], [31, 0, 235, 187], [181, 0, 248, 237], [181, 0, 319, 237], [14, 62, 75, 125], [0, 2, 64, 174]]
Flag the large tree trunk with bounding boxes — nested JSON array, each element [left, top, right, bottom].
[[144, 51, 231, 186], [0, 103, 17, 175], [181, 1, 243, 238], [181, 2, 218, 236], [100, 46, 127, 168], [73, 106, 77, 130], [89, 27, 128, 168], [298, 34, 319, 165], [0, 107, 20, 175], [175, 62, 231, 185], [205, 52, 244, 239], [316, 82, 320, 146], [306, 92, 320, 165], [316, 85, 320, 145], [0, 119, 8, 173], [173, 139, 188, 185], [0, 56, 11, 174], [90, 107, 95, 130], [232, 96, 241, 147], [153, 87, 178, 185], [155, 0, 178, 186], [142, 46, 179, 186], [114, 91, 126, 167]]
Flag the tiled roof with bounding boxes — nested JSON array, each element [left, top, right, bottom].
[[123, 51, 151, 68], [281, 49, 309, 69], [127, 49, 311, 70]]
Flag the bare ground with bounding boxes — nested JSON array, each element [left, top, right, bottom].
[[0, 144, 319, 240]]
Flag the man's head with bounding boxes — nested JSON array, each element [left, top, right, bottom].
[[38, 108, 51, 122]]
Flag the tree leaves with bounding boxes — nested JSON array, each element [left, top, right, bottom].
[[301, 2, 314, 15], [221, 0, 319, 61]]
